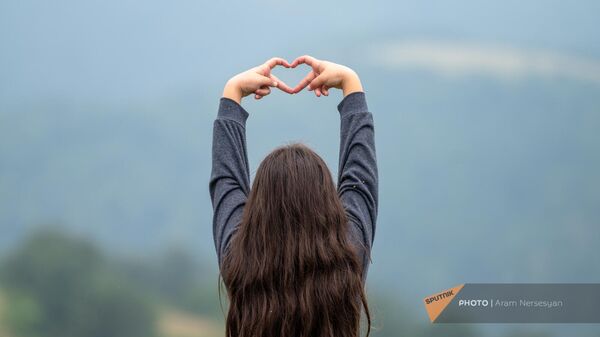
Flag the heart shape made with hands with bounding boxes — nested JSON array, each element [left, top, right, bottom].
[[255, 56, 330, 99]]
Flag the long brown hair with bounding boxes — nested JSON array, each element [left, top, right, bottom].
[[221, 143, 371, 337]]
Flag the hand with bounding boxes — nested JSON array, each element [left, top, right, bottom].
[[290, 55, 363, 97], [223, 57, 295, 104]]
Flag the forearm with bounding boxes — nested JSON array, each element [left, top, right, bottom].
[[210, 98, 251, 196]]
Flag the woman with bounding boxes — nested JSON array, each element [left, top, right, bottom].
[[210, 55, 378, 337]]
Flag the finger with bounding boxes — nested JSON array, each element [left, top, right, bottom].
[[291, 55, 318, 69], [264, 57, 291, 69], [292, 70, 316, 93], [270, 74, 294, 94], [258, 75, 278, 88], [314, 87, 322, 97], [255, 87, 271, 96], [258, 58, 290, 76], [322, 85, 329, 96], [291, 55, 319, 68], [308, 73, 326, 91], [255, 94, 262, 100]]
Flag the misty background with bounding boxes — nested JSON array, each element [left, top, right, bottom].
[[1, 1, 599, 336]]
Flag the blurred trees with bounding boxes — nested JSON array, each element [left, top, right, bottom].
[[0, 228, 558, 337], [114, 247, 223, 317], [0, 229, 157, 337]]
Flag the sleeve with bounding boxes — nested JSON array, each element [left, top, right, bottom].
[[209, 97, 251, 266], [337, 91, 378, 252]]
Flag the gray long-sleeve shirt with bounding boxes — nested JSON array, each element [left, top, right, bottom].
[[210, 92, 378, 276]]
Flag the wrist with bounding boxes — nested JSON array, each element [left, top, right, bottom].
[[223, 78, 243, 104], [341, 70, 363, 97]]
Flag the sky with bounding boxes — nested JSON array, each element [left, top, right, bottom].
[[2, 1, 599, 103]]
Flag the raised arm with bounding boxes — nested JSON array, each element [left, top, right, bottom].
[[210, 58, 293, 265], [290, 55, 378, 253], [337, 91, 378, 252], [210, 98, 251, 264]]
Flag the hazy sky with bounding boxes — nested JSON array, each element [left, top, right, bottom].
[[1, 0, 599, 103]]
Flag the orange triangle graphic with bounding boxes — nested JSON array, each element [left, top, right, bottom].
[[423, 284, 464, 323]]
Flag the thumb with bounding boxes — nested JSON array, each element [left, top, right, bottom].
[[259, 76, 278, 88], [308, 74, 326, 91]]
